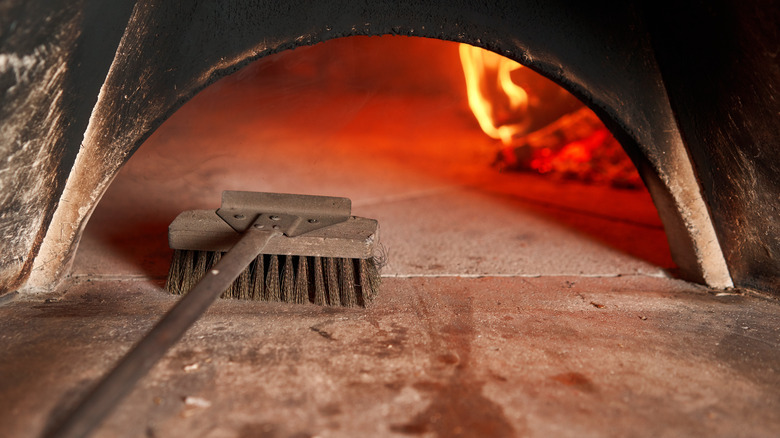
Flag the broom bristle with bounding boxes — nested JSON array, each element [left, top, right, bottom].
[[164, 250, 381, 307]]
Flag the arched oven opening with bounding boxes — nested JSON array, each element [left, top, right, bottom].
[[15, 3, 739, 293], [72, 36, 677, 283]]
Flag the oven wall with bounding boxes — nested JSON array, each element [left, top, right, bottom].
[[0, 0, 136, 291], [644, 0, 780, 293], [1, 0, 775, 295]]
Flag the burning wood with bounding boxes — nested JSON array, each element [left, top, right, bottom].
[[492, 108, 642, 188]]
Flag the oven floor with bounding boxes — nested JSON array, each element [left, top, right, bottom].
[[3, 53, 779, 437], [2, 277, 779, 437]]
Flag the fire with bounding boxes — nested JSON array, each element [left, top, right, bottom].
[[459, 44, 530, 144], [459, 43, 642, 188]]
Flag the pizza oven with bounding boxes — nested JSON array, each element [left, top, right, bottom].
[[1, 1, 778, 436]]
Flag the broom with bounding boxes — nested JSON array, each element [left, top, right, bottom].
[[49, 191, 381, 438], [165, 191, 381, 306]]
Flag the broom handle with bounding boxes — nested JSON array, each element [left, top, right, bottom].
[[48, 228, 282, 438]]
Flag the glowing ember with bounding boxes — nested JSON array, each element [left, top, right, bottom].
[[459, 44, 641, 188]]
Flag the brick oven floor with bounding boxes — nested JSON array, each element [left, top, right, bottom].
[[3, 277, 779, 438], [2, 64, 778, 437]]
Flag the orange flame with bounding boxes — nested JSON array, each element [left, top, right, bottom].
[[459, 44, 529, 144]]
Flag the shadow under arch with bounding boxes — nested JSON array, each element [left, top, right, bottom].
[[29, 0, 731, 290]]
